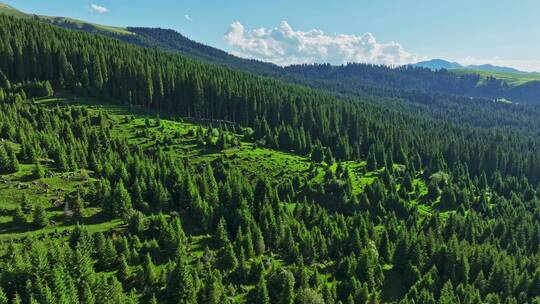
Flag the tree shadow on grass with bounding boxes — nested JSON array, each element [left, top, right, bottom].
[[0, 210, 115, 236]]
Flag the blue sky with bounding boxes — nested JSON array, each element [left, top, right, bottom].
[[5, 0, 540, 71]]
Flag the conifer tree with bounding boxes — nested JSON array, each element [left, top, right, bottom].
[[366, 147, 378, 172], [142, 253, 157, 290], [6, 146, 18, 173], [0, 287, 7, 304], [12, 205, 26, 225], [33, 204, 49, 227], [221, 242, 239, 271], [111, 181, 132, 216], [33, 161, 45, 179], [215, 217, 229, 247], [0, 146, 11, 174], [118, 254, 131, 282], [70, 245, 96, 285], [311, 144, 324, 163], [167, 258, 197, 304], [81, 282, 96, 304], [11, 293, 21, 304], [255, 274, 270, 304], [253, 226, 266, 256], [72, 193, 85, 219]]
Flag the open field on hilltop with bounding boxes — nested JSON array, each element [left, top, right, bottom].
[[451, 68, 540, 86]]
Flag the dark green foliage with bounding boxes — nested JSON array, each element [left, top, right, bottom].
[[12, 206, 26, 225], [310, 144, 324, 163], [72, 193, 85, 219], [1, 13, 540, 304], [295, 288, 325, 304], [166, 258, 197, 304], [0, 145, 17, 174], [110, 182, 132, 216], [220, 242, 238, 271], [33, 161, 45, 179], [252, 275, 270, 304], [366, 146, 378, 171], [33, 204, 49, 227], [0, 288, 7, 304]]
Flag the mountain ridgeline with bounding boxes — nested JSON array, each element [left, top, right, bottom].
[[3, 12, 540, 304], [15, 7, 539, 105], [89, 28, 540, 104]]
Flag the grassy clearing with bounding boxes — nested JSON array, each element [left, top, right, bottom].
[[35, 15, 134, 35], [452, 68, 540, 87], [0, 4, 133, 36], [0, 3, 29, 18], [2, 96, 442, 246]]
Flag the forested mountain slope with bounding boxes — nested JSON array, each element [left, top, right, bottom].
[[122, 27, 281, 77], [2, 14, 540, 304], [282, 63, 540, 104], [65, 23, 540, 105], [2, 2, 539, 106]]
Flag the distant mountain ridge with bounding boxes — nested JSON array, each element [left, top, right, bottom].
[[411, 59, 462, 70], [466, 64, 522, 73], [413, 59, 525, 74]]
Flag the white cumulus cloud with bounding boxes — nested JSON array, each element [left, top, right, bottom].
[[90, 4, 109, 14], [225, 21, 418, 66]]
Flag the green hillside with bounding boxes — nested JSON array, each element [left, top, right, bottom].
[[0, 2, 26, 17], [35, 15, 134, 35], [451, 68, 540, 86], [2, 12, 540, 304], [4, 1, 540, 107], [0, 2, 132, 35], [0, 91, 433, 302]]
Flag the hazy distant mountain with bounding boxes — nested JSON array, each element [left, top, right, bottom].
[[466, 64, 522, 73], [413, 59, 527, 74], [412, 59, 463, 70]]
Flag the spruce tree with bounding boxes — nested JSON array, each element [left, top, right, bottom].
[[221, 242, 238, 271], [12, 206, 26, 225], [72, 193, 85, 219], [167, 258, 197, 304], [33, 204, 49, 227], [311, 144, 324, 163], [0, 287, 7, 304], [366, 146, 378, 171], [81, 282, 96, 304], [6, 146, 18, 173], [33, 161, 45, 179], [253, 226, 265, 256], [142, 253, 157, 290], [215, 217, 229, 247], [118, 254, 131, 282], [255, 275, 270, 304], [112, 181, 132, 216], [0, 146, 10, 174]]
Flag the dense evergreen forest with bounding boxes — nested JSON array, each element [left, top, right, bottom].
[[282, 63, 540, 104], [1, 14, 540, 304], [30, 11, 540, 106]]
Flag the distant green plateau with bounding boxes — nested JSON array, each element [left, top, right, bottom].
[[0, 2, 133, 35], [451, 68, 540, 87]]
